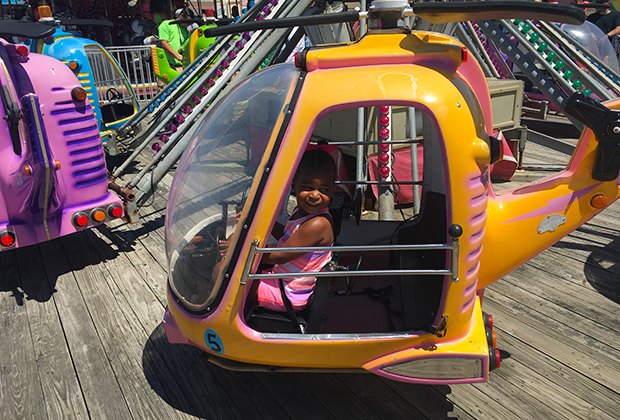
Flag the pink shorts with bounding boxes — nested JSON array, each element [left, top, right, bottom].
[[256, 278, 312, 312]]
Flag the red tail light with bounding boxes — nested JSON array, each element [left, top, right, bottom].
[[72, 213, 89, 228], [489, 348, 501, 371], [483, 312, 493, 330], [0, 231, 16, 247], [107, 204, 123, 219]]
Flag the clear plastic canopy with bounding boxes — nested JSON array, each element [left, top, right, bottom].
[[165, 64, 299, 311], [561, 21, 620, 74]]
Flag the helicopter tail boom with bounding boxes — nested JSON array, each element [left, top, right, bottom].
[[478, 103, 620, 289]]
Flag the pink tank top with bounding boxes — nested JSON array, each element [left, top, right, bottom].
[[272, 208, 333, 304]]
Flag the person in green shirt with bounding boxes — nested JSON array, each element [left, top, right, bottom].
[[158, 8, 190, 70]]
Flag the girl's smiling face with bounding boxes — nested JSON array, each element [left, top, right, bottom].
[[292, 169, 335, 215]]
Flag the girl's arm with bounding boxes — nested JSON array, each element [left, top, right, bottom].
[[262, 216, 333, 265]]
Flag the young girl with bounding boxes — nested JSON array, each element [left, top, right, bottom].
[[257, 149, 336, 312]]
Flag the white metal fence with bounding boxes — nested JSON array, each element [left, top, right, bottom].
[[106, 45, 159, 105]]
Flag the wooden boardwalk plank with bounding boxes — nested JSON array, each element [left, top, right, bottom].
[[442, 382, 529, 420], [493, 275, 620, 353], [493, 324, 619, 419], [256, 373, 337, 419], [58, 230, 194, 419], [39, 235, 133, 419], [485, 290, 620, 391], [0, 250, 47, 419], [382, 381, 476, 420], [15, 244, 90, 419], [295, 373, 386, 420], [508, 259, 620, 332], [334, 373, 427, 418]]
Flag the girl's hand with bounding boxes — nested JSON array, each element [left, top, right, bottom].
[[218, 239, 229, 260]]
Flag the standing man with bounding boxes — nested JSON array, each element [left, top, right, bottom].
[[158, 8, 190, 70], [587, 0, 620, 52]]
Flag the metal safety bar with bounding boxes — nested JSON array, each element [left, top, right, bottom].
[[241, 231, 462, 285]]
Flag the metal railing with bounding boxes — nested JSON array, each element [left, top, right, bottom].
[[106, 45, 159, 105], [85, 46, 135, 105], [241, 230, 462, 285]]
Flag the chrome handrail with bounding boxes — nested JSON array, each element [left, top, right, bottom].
[[240, 228, 461, 285]]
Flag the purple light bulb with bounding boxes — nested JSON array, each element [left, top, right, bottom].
[[152, 142, 162, 152]]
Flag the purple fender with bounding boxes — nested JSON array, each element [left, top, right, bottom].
[[0, 40, 122, 250]]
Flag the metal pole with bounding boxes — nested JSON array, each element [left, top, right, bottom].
[[356, 0, 367, 216], [407, 107, 421, 215], [377, 106, 395, 221]]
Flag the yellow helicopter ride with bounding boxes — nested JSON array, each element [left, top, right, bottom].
[[161, 0, 619, 384]]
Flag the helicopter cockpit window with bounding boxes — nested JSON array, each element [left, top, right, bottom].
[[165, 64, 299, 313], [246, 104, 451, 335]]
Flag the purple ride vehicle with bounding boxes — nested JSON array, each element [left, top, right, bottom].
[[0, 22, 122, 251]]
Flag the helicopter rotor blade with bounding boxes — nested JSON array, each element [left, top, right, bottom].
[[204, 1, 584, 38], [411, 1, 585, 25], [0, 20, 55, 39], [202, 11, 361, 37]]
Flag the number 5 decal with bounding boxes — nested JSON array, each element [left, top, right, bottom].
[[204, 329, 224, 354]]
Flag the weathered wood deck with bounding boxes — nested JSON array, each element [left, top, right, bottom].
[[1, 137, 618, 419]]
